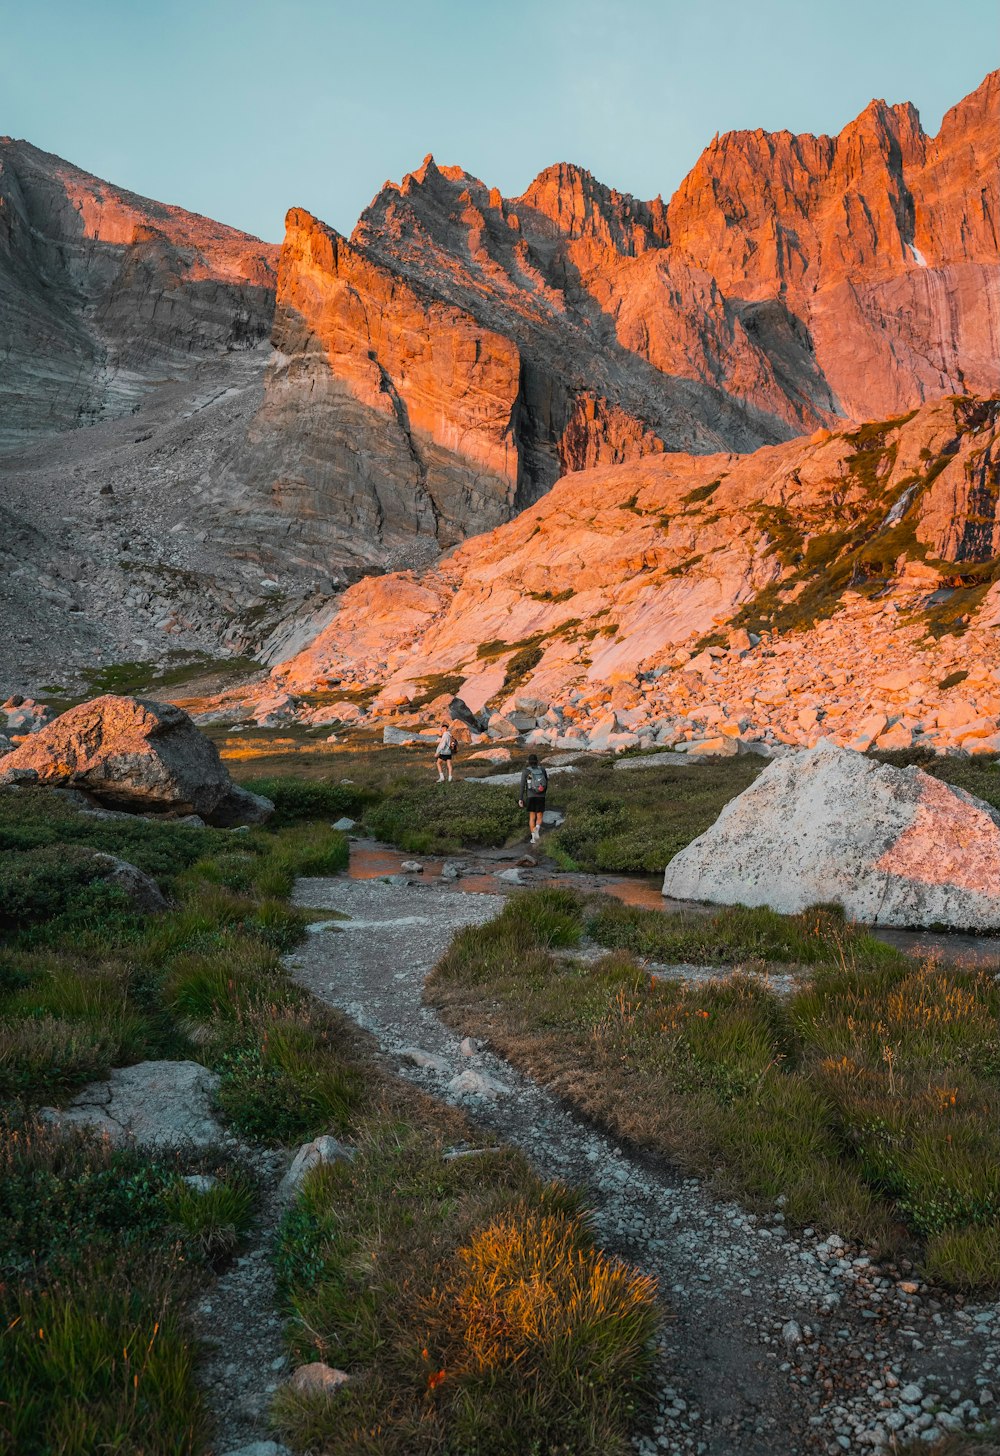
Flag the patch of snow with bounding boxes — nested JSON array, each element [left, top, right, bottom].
[[908, 243, 928, 268]]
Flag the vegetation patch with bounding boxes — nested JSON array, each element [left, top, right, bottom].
[[429, 890, 1000, 1289], [363, 780, 523, 855], [0, 785, 358, 1453], [272, 1091, 657, 1455], [549, 754, 763, 873]]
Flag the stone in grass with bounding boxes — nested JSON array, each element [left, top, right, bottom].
[[663, 738, 1000, 929], [182, 1173, 219, 1194], [289, 1362, 350, 1396], [91, 852, 169, 914], [0, 694, 272, 826], [40, 1061, 222, 1149], [332, 816, 355, 831], [279, 1134, 353, 1200], [399, 1047, 450, 1074], [459, 1037, 481, 1056]]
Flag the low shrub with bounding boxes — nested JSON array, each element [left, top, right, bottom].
[[363, 781, 523, 854], [242, 777, 375, 826]]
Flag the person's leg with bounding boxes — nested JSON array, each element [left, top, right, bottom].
[[447, 757, 453, 781], [436, 756, 445, 782]]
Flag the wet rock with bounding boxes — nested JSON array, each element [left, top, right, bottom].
[[400, 860, 425, 873], [332, 817, 355, 831]]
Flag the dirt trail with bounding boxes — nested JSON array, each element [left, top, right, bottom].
[[288, 869, 999, 1456]]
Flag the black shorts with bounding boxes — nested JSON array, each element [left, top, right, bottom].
[[436, 751, 452, 761], [526, 795, 546, 813]]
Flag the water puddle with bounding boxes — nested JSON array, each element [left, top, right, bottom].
[[344, 839, 1000, 968]]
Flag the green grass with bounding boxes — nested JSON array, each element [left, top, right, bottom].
[[0, 1117, 262, 1454], [0, 768, 661, 1454], [271, 1090, 658, 1456], [588, 899, 903, 971], [549, 755, 763, 872], [0, 784, 358, 1454], [428, 889, 1000, 1289], [363, 780, 524, 855], [232, 748, 764, 873]]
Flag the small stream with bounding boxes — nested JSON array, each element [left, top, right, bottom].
[[347, 839, 1000, 969]]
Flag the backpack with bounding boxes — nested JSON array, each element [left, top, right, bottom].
[[525, 765, 548, 795]]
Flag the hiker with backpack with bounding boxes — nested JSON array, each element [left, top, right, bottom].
[[435, 720, 455, 782], [519, 753, 548, 845]]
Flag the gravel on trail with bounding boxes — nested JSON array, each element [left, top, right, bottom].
[[287, 867, 1000, 1456]]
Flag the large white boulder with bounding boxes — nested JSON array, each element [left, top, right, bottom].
[[662, 739, 1000, 929]]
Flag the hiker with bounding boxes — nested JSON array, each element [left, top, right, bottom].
[[519, 753, 548, 844], [435, 720, 455, 782]]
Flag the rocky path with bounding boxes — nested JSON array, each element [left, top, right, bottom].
[[288, 870, 1000, 1456]]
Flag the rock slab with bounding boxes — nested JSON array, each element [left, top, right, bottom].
[[662, 739, 1000, 929], [42, 1060, 222, 1148]]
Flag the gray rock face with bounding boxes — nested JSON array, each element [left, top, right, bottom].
[[41, 1060, 222, 1148], [0, 694, 273, 826], [662, 739, 1000, 929], [0, 139, 277, 449]]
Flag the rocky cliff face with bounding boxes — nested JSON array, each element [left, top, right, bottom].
[[250, 73, 997, 557], [667, 73, 999, 419], [1, 75, 997, 700], [240, 396, 1000, 758], [0, 139, 278, 447]]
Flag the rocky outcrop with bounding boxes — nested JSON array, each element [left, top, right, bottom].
[[0, 694, 273, 825], [0, 138, 278, 447], [235, 396, 1000, 757], [41, 1060, 223, 1148], [666, 73, 1000, 420], [661, 741, 1000, 929], [244, 72, 997, 564], [0, 74, 996, 697]]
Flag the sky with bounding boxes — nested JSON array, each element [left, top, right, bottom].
[[2, 0, 997, 243]]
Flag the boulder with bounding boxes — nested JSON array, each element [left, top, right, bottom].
[[0, 734, 13, 757], [40, 1060, 223, 1148], [486, 714, 519, 741], [279, 1134, 353, 1200], [662, 740, 1000, 929], [447, 696, 484, 732], [0, 696, 273, 827], [90, 853, 169, 914]]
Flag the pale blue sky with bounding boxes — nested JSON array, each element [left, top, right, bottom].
[[3, 0, 997, 243]]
